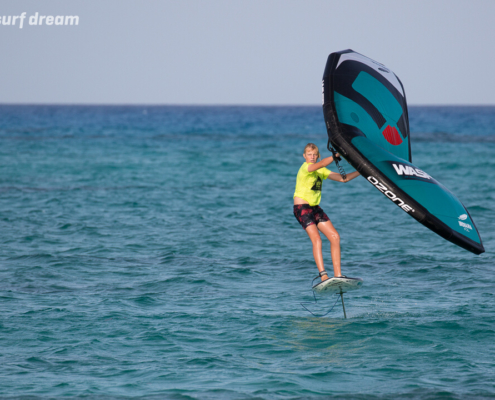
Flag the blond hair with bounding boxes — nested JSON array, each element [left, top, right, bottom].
[[303, 143, 320, 161]]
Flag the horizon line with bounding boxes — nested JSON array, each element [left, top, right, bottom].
[[0, 102, 494, 107]]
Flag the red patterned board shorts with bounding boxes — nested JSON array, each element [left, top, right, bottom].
[[293, 204, 330, 230]]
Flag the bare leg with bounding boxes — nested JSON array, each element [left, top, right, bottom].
[[304, 224, 328, 281], [316, 221, 342, 277]]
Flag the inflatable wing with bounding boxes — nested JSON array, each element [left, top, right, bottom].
[[322, 49, 484, 255]]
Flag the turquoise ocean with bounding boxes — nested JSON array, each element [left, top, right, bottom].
[[1, 105, 494, 399]]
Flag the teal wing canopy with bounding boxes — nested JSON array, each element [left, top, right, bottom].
[[322, 50, 484, 255]]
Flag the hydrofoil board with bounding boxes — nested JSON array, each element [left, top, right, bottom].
[[313, 276, 363, 295]]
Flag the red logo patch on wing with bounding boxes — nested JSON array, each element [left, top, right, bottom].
[[382, 125, 402, 145]]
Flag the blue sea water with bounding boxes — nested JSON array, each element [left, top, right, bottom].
[[0, 105, 494, 399]]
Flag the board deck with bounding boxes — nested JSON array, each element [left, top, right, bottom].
[[313, 276, 363, 295]]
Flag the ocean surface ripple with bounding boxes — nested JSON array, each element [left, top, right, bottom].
[[0, 105, 494, 399]]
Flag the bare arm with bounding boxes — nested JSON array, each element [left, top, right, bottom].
[[326, 171, 360, 183], [307, 155, 337, 172]]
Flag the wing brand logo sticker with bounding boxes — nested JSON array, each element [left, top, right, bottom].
[[458, 214, 473, 232], [458, 221, 473, 232], [367, 176, 415, 213], [388, 161, 437, 184], [392, 162, 431, 179]]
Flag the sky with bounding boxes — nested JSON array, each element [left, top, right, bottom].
[[1, 0, 494, 105]]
